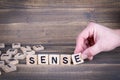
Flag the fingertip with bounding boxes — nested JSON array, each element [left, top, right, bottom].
[[74, 49, 80, 54], [81, 54, 94, 61], [81, 54, 88, 60], [82, 48, 94, 60], [74, 45, 83, 54], [88, 56, 93, 61], [74, 48, 77, 54]]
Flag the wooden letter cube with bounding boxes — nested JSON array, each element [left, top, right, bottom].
[[6, 59, 19, 65], [1, 54, 12, 60], [6, 48, 18, 55], [0, 61, 5, 67], [49, 54, 60, 65], [25, 50, 35, 55], [12, 43, 21, 49], [38, 54, 48, 65], [33, 45, 44, 51], [72, 53, 84, 65], [2, 64, 17, 73], [21, 46, 31, 53], [26, 55, 37, 65], [0, 43, 5, 48], [60, 54, 71, 65], [14, 53, 26, 60]]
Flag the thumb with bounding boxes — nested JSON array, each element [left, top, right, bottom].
[[82, 44, 101, 60]]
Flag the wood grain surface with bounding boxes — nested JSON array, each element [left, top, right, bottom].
[[0, 0, 120, 80], [0, 0, 120, 44], [0, 44, 120, 80]]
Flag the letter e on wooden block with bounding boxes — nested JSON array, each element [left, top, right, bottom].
[[26, 55, 37, 65], [60, 54, 71, 65], [38, 54, 48, 65], [72, 53, 84, 65], [49, 54, 60, 65]]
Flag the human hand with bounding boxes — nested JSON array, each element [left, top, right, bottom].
[[74, 22, 120, 60]]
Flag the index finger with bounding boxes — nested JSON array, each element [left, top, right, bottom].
[[74, 22, 95, 53]]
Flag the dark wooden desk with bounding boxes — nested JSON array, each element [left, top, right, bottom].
[[0, 44, 120, 80], [0, 0, 120, 44], [0, 0, 120, 79]]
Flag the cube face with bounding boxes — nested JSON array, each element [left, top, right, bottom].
[[60, 54, 71, 65], [38, 54, 48, 65], [72, 53, 84, 65], [33, 45, 44, 51], [0, 61, 5, 67], [25, 50, 35, 55], [12, 43, 21, 49], [6, 59, 19, 65], [2, 64, 17, 73], [21, 46, 31, 53], [0, 43, 5, 48], [26, 55, 37, 65], [25, 46, 31, 50], [49, 54, 60, 65], [6, 49, 18, 55], [14, 53, 26, 60], [1, 54, 12, 60]]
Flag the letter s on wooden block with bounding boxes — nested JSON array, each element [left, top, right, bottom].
[[60, 54, 71, 65], [72, 53, 84, 65], [38, 54, 48, 65], [26, 55, 37, 65], [49, 54, 60, 65]]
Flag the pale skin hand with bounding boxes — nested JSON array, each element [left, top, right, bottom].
[[74, 22, 120, 60]]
